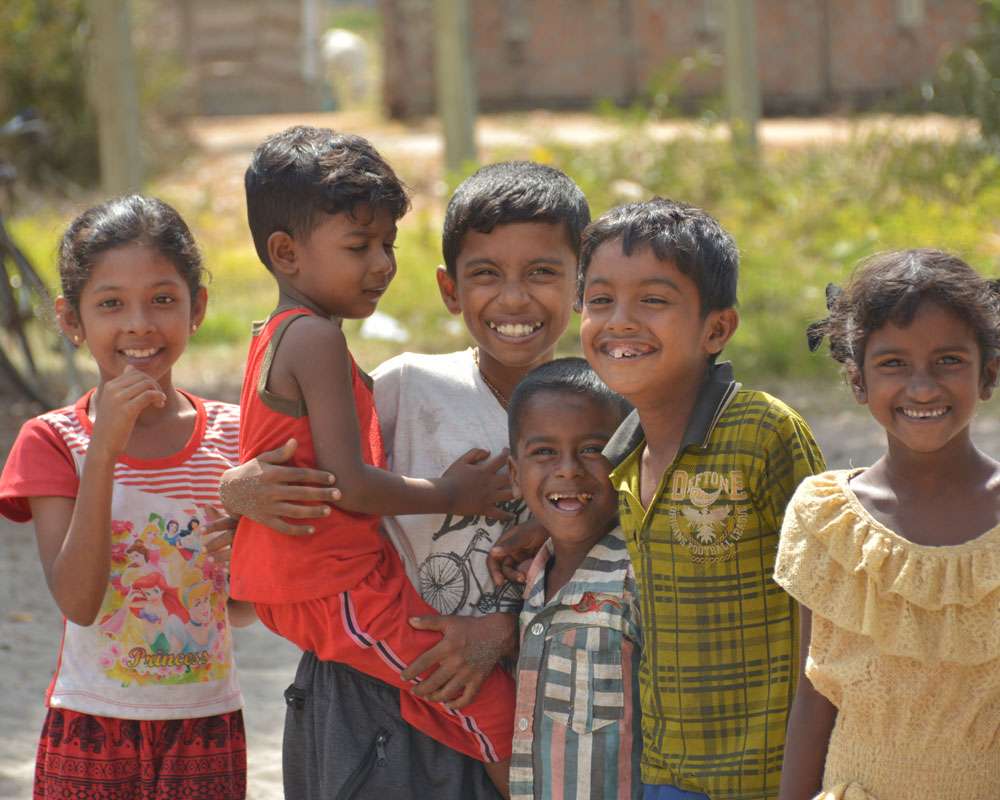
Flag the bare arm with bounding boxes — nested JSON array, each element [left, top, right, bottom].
[[31, 367, 166, 625], [778, 605, 837, 800], [277, 318, 511, 518]]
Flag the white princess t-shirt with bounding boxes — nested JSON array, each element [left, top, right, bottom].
[[0, 390, 243, 720]]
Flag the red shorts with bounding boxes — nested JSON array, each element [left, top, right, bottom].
[[33, 708, 246, 799], [254, 543, 515, 763]]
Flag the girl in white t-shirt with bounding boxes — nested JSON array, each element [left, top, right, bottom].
[[0, 195, 254, 799]]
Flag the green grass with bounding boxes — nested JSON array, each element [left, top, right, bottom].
[[9, 128, 1000, 383]]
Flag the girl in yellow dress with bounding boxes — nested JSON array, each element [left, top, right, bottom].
[[775, 249, 1000, 800]]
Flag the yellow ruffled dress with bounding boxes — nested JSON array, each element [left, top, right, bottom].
[[774, 470, 1000, 800]]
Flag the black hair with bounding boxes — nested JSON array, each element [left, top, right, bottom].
[[58, 195, 204, 311], [578, 197, 738, 315], [508, 357, 631, 454], [245, 125, 409, 270], [817, 248, 1000, 370], [441, 161, 590, 277]]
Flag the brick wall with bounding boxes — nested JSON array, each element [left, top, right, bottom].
[[381, 0, 980, 118]]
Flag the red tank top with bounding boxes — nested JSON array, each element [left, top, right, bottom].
[[231, 308, 386, 603]]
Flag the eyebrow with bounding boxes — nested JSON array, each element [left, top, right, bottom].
[[90, 279, 183, 293], [462, 256, 565, 269], [586, 275, 681, 290], [869, 343, 975, 357], [522, 433, 609, 446]]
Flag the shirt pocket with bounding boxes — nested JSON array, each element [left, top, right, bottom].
[[541, 638, 624, 735]]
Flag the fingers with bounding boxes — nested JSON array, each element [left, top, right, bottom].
[[500, 555, 528, 584], [484, 506, 515, 523], [456, 447, 490, 465], [479, 449, 510, 474], [407, 615, 445, 632], [486, 546, 508, 587], [269, 501, 333, 520], [400, 642, 444, 682], [444, 677, 482, 710], [259, 438, 298, 465], [409, 661, 454, 698], [262, 516, 318, 537], [202, 514, 238, 535]]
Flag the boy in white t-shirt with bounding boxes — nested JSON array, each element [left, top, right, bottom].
[[222, 161, 590, 798]]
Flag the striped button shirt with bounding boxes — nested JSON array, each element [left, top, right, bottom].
[[511, 527, 642, 800], [606, 362, 825, 799]]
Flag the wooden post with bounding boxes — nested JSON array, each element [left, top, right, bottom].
[[89, 0, 143, 194], [433, 0, 477, 173], [723, 0, 761, 154]]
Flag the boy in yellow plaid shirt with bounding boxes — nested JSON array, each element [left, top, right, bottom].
[[494, 198, 824, 799]]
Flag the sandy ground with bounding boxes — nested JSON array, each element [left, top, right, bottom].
[[3, 382, 999, 798]]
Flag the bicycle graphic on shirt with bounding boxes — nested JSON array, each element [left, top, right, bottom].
[[418, 501, 526, 615]]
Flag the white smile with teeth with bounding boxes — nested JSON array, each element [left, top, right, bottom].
[[605, 343, 651, 359], [488, 321, 542, 338], [546, 492, 593, 511], [900, 407, 947, 419], [122, 348, 158, 358]]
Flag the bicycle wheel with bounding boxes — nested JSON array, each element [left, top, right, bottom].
[[418, 553, 470, 614], [0, 220, 78, 407]]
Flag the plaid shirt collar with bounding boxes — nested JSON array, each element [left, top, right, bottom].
[[521, 527, 631, 613], [604, 361, 741, 468]]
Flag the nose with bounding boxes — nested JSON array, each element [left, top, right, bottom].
[[606, 300, 638, 333], [124, 305, 154, 335], [554, 450, 584, 479], [497, 277, 530, 310], [372, 247, 396, 279], [907, 368, 940, 401]]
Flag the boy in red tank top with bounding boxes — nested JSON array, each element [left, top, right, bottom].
[[230, 126, 515, 791]]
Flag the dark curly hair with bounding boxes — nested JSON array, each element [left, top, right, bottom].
[[817, 248, 1000, 370], [578, 197, 738, 315], [59, 195, 204, 311], [245, 125, 409, 270]]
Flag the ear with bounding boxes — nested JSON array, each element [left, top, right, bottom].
[[980, 355, 1000, 401], [55, 296, 83, 347], [508, 455, 521, 499], [702, 307, 739, 356], [190, 286, 208, 334], [847, 363, 868, 405], [436, 266, 462, 315], [267, 231, 298, 278]]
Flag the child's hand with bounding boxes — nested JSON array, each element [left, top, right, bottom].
[[219, 438, 341, 535], [201, 507, 237, 565], [487, 518, 549, 586], [90, 366, 166, 457], [439, 448, 514, 521], [401, 612, 517, 709]]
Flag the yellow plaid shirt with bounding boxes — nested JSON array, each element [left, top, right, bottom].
[[607, 363, 825, 799]]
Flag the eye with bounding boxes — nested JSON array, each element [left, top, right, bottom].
[[642, 295, 669, 305], [97, 298, 122, 309], [529, 446, 556, 457], [939, 354, 964, 365], [348, 243, 368, 253], [581, 444, 604, 455], [584, 294, 611, 307], [877, 357, 904, 368], [153, 294, 176, 305], [529, 266, 557, 278]]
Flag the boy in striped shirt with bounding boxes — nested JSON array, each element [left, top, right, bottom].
[[506, 358, 642, 800]]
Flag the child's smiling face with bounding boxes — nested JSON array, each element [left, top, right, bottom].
[[580, 240, 735, 407], [855, 300, 999, 456], [59, 244, 206, 388], [510, 390, 620, 548], [437, 221, 576, 377]]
